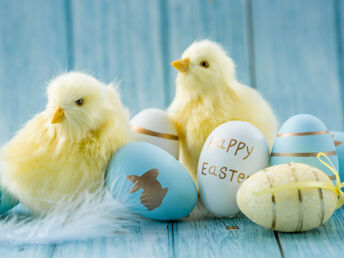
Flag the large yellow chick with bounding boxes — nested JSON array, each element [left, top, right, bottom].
[[0, 72, 132, 215], [168, 40, 277, 182]]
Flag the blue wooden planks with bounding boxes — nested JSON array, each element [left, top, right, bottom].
[[251, 0, 344, 130], [0, 0, 343, 257], [172, 214, 281, 258], [52, 222, 171, 258], [335, 0, 344, 116], [0, 244, 55, 258], [71, 0, 167, 116], [0, 0, 69, 145], [277, 208, 344, 258]]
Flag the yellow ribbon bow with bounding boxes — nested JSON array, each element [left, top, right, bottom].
[[254, 152, 344, 209], [317, 152, 344, 209]]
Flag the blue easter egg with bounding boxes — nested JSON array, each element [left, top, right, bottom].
[[0, 185, 18, 214], [330, 131, 344, 179], [105, 142, 198, 220], [270, 114, 338, 179]]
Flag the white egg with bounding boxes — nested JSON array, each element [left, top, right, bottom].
[[131, 108, 179, 158], [198, 121, 270, 217]]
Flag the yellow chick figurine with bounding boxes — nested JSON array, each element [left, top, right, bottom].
[[168, 40, 277, 182], [0, 72, 132, 215]]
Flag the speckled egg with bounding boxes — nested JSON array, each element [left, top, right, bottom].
[[270, 114, 338, 179], [198, 121, 270, 217], [237, 162, 338, 232], [131, 108, 179, 158], [0, 185, 18, 214], [330, 131, 344, 179], [105, 142, 197, 220]]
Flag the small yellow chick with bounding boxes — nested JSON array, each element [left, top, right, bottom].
[[0, 72, 132, 215], [168, 40, 277, 182]]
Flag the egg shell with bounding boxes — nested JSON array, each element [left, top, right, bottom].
[[330, 130, 344, 179], [270, 114, 338, 178], [105, 142, 197, 220], [131, 108, 179, 158], [237, 163, 338, 232], [0, 185, 18, 214], [197, 121, 270, 217]]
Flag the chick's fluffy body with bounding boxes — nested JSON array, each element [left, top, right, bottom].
[[168, 40, 277, 181], [1, 72, 132, 214]]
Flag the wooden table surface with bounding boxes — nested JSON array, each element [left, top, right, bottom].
[[0, 208, 343, 258], [0, 0, 343, 257]]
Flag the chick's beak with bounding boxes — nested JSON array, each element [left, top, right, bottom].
[[51, 106, 65, 124], [172, 58, 190, 72]]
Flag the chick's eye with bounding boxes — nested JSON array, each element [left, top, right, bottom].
[[75, 98, 83, 106], [200, 60, 209, 68]]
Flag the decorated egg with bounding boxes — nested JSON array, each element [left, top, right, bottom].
[[131, 108, 179, 158], [270, 114, 338, 179], [237, 162, 338, 232], [0, 185, 18, 214], [197, 121, 270, 217], [105, 142, 197, 220], [330, 131, 344, 179]]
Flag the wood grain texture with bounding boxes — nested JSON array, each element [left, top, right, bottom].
[[277, 207, 344, 258], [335, 0, 344, 116], [52, 222, 170, 258], [0, 244, 55, 258], [0, 0, 343, 257], [171, 213, 282, 258], [166, 0, 251, 103], [71, 0, 167, 116], [251, 0, 344, 130], [0, 0, 69, 145]]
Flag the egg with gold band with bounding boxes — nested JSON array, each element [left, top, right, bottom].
[[270, 114, 338, 179], [131, 108, 179, 158], [330, 130, 344, 179]]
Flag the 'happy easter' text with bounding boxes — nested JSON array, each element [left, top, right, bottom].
[[207, 137, 254, 160], [200, 137, 254, 183], [200, 162, 249, 183]]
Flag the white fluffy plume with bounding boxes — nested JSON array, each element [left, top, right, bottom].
[[0, 177, 145, 245]]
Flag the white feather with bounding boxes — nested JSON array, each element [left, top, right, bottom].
[[0, 177, 145, 245]]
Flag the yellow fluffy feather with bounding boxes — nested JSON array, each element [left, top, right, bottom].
[[168, 40, 277, 182], [0, 72, 132, 215]]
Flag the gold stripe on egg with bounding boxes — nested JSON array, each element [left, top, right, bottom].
[[289, 163, 304, 232], [311, 169, 325, 226], [265, 173, 277, 230], [271, 150, 337, 157], [132, 125, 179, 141], [277, 130, 329, 138]]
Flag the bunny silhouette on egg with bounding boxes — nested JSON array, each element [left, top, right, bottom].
[[127, 169, 168, 211]]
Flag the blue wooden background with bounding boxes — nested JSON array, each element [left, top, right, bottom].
[[0, 0, 343, 257]]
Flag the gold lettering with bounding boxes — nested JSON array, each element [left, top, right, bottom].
[[217, 139, 226, 150], [235, 142, 246, 156], [229, 169, 238, 181], [209, 166, 217, 176], [237, 173, 246, 183], [201, 162, 208, 175], [243, 146, 255, 160], [227, 138, 237, 152], [219, 167, 227, 179], [207, 137, 216, 150]]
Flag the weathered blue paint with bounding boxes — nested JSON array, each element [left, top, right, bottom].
[[0, 0, 343, 257]]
